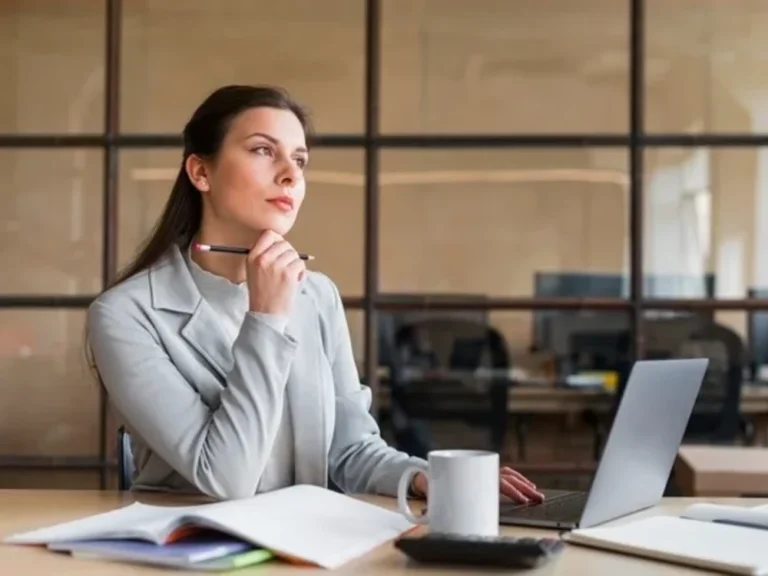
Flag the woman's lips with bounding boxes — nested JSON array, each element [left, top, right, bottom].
[[267, 198, 294, 212]]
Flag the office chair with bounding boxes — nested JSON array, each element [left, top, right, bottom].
[[678, 322, 749, 444], [117, 426, 135, 491], [606, 320, 751, 446], [376, 296, 489, 455], [387, 317, 511, 458]]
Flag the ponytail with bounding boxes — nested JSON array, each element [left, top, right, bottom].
[[111, 164, 201, 287]]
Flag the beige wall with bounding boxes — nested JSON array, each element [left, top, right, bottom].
[[0, 0, 767, 458]]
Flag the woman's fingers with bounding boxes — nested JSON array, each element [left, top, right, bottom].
[[500, 477, 530, 504], [413, 472, 429, 497], [500, 469, 545, 503], [501, 466, 537, 489], [518, 481, 545, 502]]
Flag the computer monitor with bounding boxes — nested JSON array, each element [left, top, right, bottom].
[[547, 314, 631, 377], [532, 272, 716, 351], [568, 330, 631, 374]]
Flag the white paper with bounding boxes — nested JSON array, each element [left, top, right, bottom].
[[3, 502, 197, 545], [569, 516, 768, 575], [188, 485, 415, 569]]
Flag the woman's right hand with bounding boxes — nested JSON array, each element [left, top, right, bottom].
[[246, 230, 306, 317]]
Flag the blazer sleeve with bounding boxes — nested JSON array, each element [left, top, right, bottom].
[[87, 297, 298, 500], [322, 277, 427, 496]]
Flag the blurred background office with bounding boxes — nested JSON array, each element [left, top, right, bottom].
[[2, 0, 768, 492]]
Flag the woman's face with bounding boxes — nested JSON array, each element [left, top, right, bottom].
[[191, 106, 309, 239]]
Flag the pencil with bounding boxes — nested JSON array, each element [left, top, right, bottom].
[[192, 242, 315, 261]]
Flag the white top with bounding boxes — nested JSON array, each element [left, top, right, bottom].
[[185, 250, 295, 493]]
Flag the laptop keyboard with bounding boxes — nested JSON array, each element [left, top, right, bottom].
[[501, 491, 588, 523]]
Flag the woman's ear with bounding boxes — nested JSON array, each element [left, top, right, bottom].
[[185, 154, 210, 193]]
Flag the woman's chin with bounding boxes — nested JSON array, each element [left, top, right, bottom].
[[254, 215, 296, 237]]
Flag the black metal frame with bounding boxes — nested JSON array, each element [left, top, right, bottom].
[[6, 133, 768, 149], [4, 0, 768, 488], [628, 0, 644, 359]]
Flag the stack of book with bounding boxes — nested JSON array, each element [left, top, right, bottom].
[[3, 484, 416, 571], [47, 535, 273, 572]]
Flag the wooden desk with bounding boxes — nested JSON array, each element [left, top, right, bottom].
[[675, 445, 768, 497], [0, 489, 763, 575]]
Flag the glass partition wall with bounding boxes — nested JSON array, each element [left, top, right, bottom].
[[2, 0, 768, 488]]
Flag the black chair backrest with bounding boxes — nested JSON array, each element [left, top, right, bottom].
[[609, 320, 745, 439], [377, 294, 488, 369], [393, 317, 507, 372], [677, 321, 745, 443], [389, 317, 511, 453]]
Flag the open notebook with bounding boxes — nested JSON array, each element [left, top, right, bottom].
[[3, 484, 415, 570], [566, 503, 768, 575]]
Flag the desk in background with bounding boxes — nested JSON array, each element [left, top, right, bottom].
[[0, 490, 764, 575], [373, 366, 768, 412], [374, 367, 768, 436]]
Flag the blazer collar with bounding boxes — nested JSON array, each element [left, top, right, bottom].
[[148, 244, 309, 314], [149, 244, 200, 315], [148, 245, 233, 378]]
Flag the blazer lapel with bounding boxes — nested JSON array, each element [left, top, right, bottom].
[[286, 289, 329, 487], [180, 299, 233, 381], [149, 245, 232, 381]]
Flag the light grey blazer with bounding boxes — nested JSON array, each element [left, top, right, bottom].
[[87, 244, 425, 499]]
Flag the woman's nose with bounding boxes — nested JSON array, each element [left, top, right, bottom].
[[276, 160, 301, 187]]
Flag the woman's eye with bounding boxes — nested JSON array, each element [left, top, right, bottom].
[[295, 157, 308, 169], [250, 146, 272, 156]]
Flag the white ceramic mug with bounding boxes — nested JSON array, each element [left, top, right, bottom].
[[397, 449, 499, 536]]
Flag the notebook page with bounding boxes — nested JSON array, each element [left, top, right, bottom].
[[568, 516, 768, 575], [3, 502, 200, 545], [188, 485, 415, 569]]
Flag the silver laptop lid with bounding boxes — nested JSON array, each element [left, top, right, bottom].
[[579, 358, 709, 528]]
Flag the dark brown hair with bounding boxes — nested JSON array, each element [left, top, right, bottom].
[[113, 84, 312, 287]]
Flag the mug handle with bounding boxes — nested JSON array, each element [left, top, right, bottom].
[[397, 463, 429, 525]]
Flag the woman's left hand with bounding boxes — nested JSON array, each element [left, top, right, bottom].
[[412, 466, 545, 504], [498, 466, 545, 504]]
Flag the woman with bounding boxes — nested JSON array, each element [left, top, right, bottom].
[[87, 84, 543, 503]]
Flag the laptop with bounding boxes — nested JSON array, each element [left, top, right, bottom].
[[499, 358, 709, 530]]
